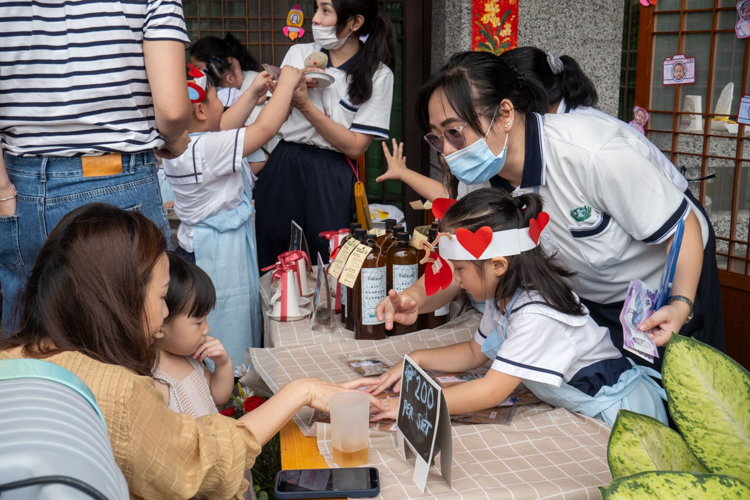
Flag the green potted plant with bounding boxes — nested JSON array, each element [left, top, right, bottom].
[[601, 335, 750, 499]]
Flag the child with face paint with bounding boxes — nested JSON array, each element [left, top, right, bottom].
[[254, 0, 397, 270], [369, 189, 667, 426]]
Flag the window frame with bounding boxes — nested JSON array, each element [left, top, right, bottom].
[[636, 0, 750, 290]]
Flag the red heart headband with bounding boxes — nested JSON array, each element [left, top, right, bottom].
[[420, 213, 550, 295], [439, 213, 548, 260], [431, 198, 457, 221], [187, 63, 207, 104]]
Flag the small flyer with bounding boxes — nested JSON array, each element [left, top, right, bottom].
[[347, 359, 391, 377]]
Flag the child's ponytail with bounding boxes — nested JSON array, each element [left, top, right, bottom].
[[440, 189, 585, 317], [223, 33, 260, 72], [332, 1, 396, 106]]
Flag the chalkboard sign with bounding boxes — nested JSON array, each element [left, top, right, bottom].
[[397, 355, 441, 463], [289, 220, 312, 268]]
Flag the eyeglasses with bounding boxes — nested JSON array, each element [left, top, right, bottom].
[[423, 105, 498, 153]]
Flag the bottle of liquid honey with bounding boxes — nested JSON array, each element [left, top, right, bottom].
[[346, 228, 368, 331], [340, 222, 362, 329], [377, 218, 397, 249], [387, 232, 419, 336], [353, 234, 386, 340]]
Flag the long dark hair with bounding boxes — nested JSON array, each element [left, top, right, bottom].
[[499, 47, 598, 110], [440, 189, 585, 316], [0, 204, 167, 376], [329, 0, 395, 105], [191, 33, 260, 82], [415, 51, 548, 138], [163, 252, 216, 324]]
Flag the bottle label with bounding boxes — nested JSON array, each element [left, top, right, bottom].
[[435, 303, 450, 317], [361, 267, 386, 325], [392, 264, 418, 293], [341, 284, 347, 317]]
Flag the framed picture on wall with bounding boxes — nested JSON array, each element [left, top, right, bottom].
[[663, 55, 696, 85]]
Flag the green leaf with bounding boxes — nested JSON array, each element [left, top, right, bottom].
[[608, 410, 707, 479], [663, 335, 750, 484], [600, 471, 750, 499], [477, 42, 494, 53], [499, 9, 511, 26]]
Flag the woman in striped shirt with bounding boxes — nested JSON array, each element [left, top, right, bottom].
[[0, 0, 194, 332]]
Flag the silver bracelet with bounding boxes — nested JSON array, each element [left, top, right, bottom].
[[0, 184, 16, 202]]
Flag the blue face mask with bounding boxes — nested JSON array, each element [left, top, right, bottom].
[[444, 116, 508, 185]]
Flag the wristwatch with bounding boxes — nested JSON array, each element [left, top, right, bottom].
[[668, 295, 694, 324]]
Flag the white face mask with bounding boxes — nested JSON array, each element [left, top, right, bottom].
[[312, 23, 352, 51]]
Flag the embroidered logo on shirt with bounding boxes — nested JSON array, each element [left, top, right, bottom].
[[569, 206, 592, 222]]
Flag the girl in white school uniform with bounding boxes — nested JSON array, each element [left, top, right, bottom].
[[370, 189, 667, 425], [378, 51, 707, 372], [162, 64, 301, 366], [190, 34, 260, 108], [254, 0, 396, 270]]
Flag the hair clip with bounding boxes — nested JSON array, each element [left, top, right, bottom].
[[546, 52, 564, 75]]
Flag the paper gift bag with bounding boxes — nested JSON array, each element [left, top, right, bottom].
[[354, 181, 373, 230]]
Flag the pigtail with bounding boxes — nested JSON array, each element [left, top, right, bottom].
[[441, 189, 585, 317], [511, 192, 585, 316], [223, 33, 259, 72], [346, 10, 395, 105], [205, 57, 234, 86], [557, 55, 598, 109]]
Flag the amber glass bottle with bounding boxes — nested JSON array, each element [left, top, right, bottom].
[[377, 218, 397, 248], [340, 223, 362, 329], [353, 235, 386, 340], [346, 228, 368, 331], [387, 232, 419, 336], [419, 228, 450, 330]]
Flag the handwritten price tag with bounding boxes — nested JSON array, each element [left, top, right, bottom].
[[327, 238, 359, 279], [410, 230, 428, 250], [338, 244, 373, 288]]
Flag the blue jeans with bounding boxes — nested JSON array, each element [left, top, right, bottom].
[[0, 151, 169, 333]]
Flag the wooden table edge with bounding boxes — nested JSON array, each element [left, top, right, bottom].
[[279, 419, 338, 500]]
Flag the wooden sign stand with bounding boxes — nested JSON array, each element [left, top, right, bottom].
[[396, 355, 452, 492]]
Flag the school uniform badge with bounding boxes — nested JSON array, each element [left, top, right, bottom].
[[570, 206, 591, 222]]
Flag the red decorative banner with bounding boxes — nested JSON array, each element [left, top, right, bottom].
[[471, 0, 518, 55]]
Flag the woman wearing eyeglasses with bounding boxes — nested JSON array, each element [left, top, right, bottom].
[[377, 51, 706, 371]]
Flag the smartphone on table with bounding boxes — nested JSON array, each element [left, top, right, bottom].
[[274, 467, 379, 499]]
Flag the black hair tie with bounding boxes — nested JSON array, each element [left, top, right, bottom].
[[509, 65, 526, 87]]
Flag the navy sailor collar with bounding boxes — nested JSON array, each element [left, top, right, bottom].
[[320, 46, 361, 71], [490, 112, 547, 192]]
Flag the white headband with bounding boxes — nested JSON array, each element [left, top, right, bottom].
[[439, 227, 539, 260]]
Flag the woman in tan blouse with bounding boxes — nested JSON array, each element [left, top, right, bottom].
[[0, 204, 381, 500]]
